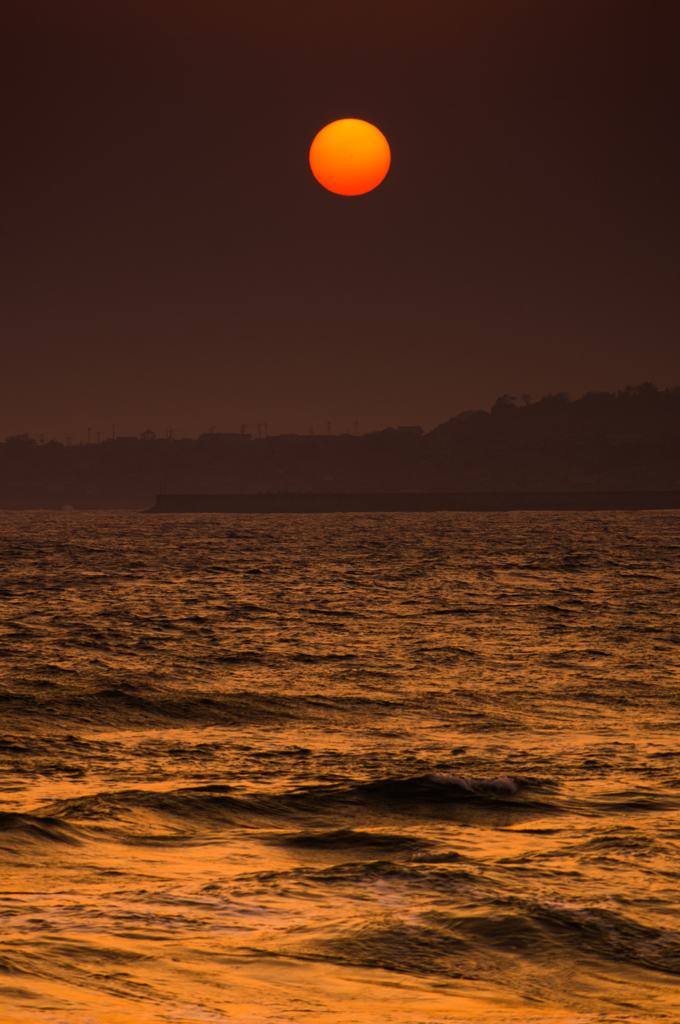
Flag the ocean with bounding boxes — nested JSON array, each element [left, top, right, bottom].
[[1, 509, 679, 1024]]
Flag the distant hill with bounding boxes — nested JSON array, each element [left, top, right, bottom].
[[2, 383, 679, 508], [432, 383, 680, 444]]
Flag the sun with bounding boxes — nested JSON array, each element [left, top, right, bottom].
[[309, 119, 391, 196]]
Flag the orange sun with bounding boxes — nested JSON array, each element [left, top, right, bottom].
[[309, 119, 391, 196]]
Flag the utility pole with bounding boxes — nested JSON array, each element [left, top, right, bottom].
[[96, 431, 102, 444]]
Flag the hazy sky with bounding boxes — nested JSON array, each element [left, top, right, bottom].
[[1, 0, 677, 440]]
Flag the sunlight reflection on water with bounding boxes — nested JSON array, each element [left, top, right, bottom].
[[1, 510, 679, 1021]]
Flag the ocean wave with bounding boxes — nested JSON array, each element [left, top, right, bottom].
[[429, 773, 524, 795], [275, 828, 430, 854], [313, 897, 680, 990], [43, 784, 255, 833], [337, 772, 558, 806], [0, 681, 417, 730], [30, 772, 561, 845], [410, 849, 463, 863], [0, 811, 82, 846]]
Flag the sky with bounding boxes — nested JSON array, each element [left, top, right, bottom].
[[1, 0, 678, 440]]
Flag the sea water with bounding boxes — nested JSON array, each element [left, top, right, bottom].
[[0, 510, 679, 1023]]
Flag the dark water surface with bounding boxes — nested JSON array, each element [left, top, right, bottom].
[[1, 510, 679, 1023]]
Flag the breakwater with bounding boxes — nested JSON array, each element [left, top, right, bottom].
[[147, 491, 680, 513]]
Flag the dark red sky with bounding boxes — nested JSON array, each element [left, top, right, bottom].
[[1, 0, 677, 439]]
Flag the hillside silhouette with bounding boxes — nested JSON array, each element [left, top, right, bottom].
[[2, 383, 680, 509]]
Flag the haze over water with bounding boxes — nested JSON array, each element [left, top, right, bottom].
[[1, 510, 679, 1023]]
